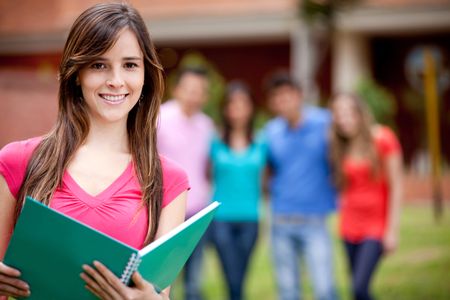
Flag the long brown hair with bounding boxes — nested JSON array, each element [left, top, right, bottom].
[[329, 93, 379, 189], [221, 81, 256, 146], [16, 3, 164, 244]]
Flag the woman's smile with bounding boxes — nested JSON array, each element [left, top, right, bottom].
[[99, 93, 129, 105]]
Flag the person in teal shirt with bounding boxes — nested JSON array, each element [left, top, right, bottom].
[[209, 81, 267, 300]]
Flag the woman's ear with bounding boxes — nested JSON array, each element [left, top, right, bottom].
[[75, 76, 80, 86]]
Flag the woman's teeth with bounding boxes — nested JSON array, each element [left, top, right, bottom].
[[101, 94, 127, 102]]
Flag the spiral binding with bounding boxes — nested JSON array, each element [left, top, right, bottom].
[[120, 252, 142, 284]]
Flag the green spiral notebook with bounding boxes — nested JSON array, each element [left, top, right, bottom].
[[4, 196, 219, 300]]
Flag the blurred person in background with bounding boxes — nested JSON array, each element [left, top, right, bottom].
[[264, 73, 337, 300], [157, 66, 214, 300], [209, 81, 267, 300], [329, 93, 403, 300]]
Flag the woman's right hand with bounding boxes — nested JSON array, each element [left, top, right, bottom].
[[0, 262, 30, 298]]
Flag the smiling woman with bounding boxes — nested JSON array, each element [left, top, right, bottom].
[[329, 93, 403, 300], [0, 3, 189, 300]]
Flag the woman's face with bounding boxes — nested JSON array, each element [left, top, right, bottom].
[[332, 95, 361, 138], [224, 90, 253, 128], [78, 28, 145, 125]]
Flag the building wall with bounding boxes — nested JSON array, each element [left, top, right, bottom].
[[161, 41, 291, 106], [0, 53, 60, 147]]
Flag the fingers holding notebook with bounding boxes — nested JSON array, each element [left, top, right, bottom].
[[81, 260, 166, 300], [0, 261, 30, 298]]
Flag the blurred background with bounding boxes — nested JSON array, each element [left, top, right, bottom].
[[1, 0, 449, 299]]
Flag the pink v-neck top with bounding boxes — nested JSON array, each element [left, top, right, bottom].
[[0, 137, 189, 249]]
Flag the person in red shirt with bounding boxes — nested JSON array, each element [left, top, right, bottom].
[[329, 93, 403, 300]]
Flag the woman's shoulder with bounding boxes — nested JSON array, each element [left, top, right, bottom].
[[159, 154, 190, 207], [0, 137, 42, 165], [372, 125, 401, 154], [1, 136, 42, 150], [252, 130, 269, 147], [159, 155, 189, 183], [211, 131, 222, 143], [372, 125, 398, 142], [0, 136, 42, 199], [209, 131, 228, 148]]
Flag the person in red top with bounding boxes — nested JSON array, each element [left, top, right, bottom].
[[329, 93, 403, 300]]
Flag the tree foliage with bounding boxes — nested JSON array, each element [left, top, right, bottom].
[[356, 78, 397, 127]]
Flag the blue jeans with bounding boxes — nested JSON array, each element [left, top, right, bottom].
[[183, 229, 209, 300], [344, 239, 383, 300], [271, 214, 337, 300], [210, 221, 259, 300]]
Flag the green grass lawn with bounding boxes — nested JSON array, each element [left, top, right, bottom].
[[171, 203, 450, 300]]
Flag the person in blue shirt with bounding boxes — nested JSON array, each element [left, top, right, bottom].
[[209, 81, 267, 300], [264, 73, 337, 300]]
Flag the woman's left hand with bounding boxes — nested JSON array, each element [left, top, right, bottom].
[[383, 231, 398, 255], [80, 261, 169, 300]]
